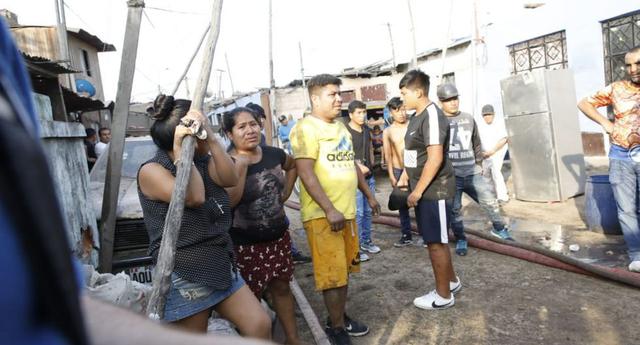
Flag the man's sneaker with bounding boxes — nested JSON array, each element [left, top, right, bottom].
[[360, 242, 381, 254], [455, 240, 468, 256], [325, 327, 352, 345], [394, 235, 413, 247], [450, 276, 462, 294], [491, 228, 514, 241], [359, 252, 370, 262], [413, 290, 455, 310], [326, 315, 369, 337], [629, 260, 640, 272], [292, 252, 312, 264]]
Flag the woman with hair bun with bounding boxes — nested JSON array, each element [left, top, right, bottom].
[[137, 94, 271, 338], [223, 107, 301, 345]]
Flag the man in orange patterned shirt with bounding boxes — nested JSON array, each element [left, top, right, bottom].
[[578, 46, 640, 272]]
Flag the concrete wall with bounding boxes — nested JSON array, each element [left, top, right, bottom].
[[275, 87, 307, 120], [478, 0, 639, 134], [34, 93, 99, 265]]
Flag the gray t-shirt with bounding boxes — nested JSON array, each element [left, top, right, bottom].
[[446, 111, 482, 177]]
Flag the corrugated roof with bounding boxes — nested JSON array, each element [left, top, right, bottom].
[[12, 25, 115, 52], [61, 86, 112, 113], [22, 53, 79, 76]]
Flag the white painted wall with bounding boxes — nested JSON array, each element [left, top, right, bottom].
[[479, 0, 638, 132], [413, 1, 638, 134]]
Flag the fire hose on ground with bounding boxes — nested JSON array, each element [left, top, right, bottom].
[[284, 200, 640, 289]]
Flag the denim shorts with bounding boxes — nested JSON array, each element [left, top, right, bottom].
[[163, 271, 245, 322]]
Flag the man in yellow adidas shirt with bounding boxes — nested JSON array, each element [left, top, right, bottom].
[[290, 74, 381, 345]]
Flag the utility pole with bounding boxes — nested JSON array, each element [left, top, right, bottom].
[[298, 41, 309, 109], [386, 22, 397, 74], [439, 0, 455, 82], [145, 0, 224, 320], [216, 69, 224, 100], [99, 0, 145, 274], [268, 0, 276, 145], [407, 0, 418, 68], [184, 76, 190, 98], [170, 24, 210, 96], [225, 52, 235, 96], [54, 0, 75, 92], [470, 0, 479, 118]]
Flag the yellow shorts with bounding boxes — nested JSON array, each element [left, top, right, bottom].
[[303, 218, 360, 291]]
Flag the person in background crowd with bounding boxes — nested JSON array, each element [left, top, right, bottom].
[[290, 74, 381, 345], [277, 114, 296, 152], [437, 83, 512, 257], [371, 125, 383, 167], [578, 46, 640, 272], [397, 70, 460, 310], [224, 107, 301, 345], [95, 127, 111, 157], [84, 128, 97, 170], [382, 97, 413, 247], [477, 104, 509, 203], [346, 100, 380, 262], [245, 102, 268, 147], [137, 94, 271, 337]]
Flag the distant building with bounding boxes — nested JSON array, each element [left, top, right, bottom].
[[4, 9, 115, 130]]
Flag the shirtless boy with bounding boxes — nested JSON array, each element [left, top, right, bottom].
[[383, 97, 413, 246]]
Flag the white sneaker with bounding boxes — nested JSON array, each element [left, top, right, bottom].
[[629, 261, 640, 272], [361, 242, 381, 254], [413, 290, 455, 310], [450, 276, 462, 294], [359, 252, 370, 262]]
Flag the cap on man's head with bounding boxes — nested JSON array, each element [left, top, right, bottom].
[[436, 83, 459, 101], [481, 104, 495, 115], [278, 115, 287, 122], [85, 128, 96, 137]]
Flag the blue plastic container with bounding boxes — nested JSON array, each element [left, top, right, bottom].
[[584, 175, 622, 235]]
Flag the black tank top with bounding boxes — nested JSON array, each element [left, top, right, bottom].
[[138, 150, 235, 289]]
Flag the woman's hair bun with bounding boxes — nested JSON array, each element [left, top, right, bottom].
[[151, 94, 175, 120]]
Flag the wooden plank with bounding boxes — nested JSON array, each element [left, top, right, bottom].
[[290, 278, 331, 345], [98, 0, 145, 273], [145, 0, 224, 320]]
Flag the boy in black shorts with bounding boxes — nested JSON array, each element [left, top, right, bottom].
[[397, 70, 461, 310]]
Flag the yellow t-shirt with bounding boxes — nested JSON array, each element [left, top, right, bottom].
[[290, 115, 357, 222]]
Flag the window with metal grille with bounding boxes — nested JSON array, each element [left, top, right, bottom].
[[507, 31, 567, 75], [601, 10, 640, 84], [442, 72, 456, 86]]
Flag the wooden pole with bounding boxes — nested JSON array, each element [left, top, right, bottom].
[[145, 0, 224, 320], [298, 41, 309, 109], [225, 52, 235, 96], [407, 0, 418, 68], [54, 0, 74, 94], [184, 76, 190, 99], [268, 0, 278, 144], [170, 24, 211, 96], [471, 0, 479, 118], [386, 22, 397, 74], [98, 0, 145, 273], [439, 0, 455, 82]]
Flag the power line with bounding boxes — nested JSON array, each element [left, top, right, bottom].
[[145, 6, 206, 16], [63, 0, 97, 33]]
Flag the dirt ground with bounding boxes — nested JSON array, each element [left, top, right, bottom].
[[285, 156, 640, 345]]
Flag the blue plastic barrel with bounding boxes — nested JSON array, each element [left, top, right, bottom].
[[584, 175, 622, 235]]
